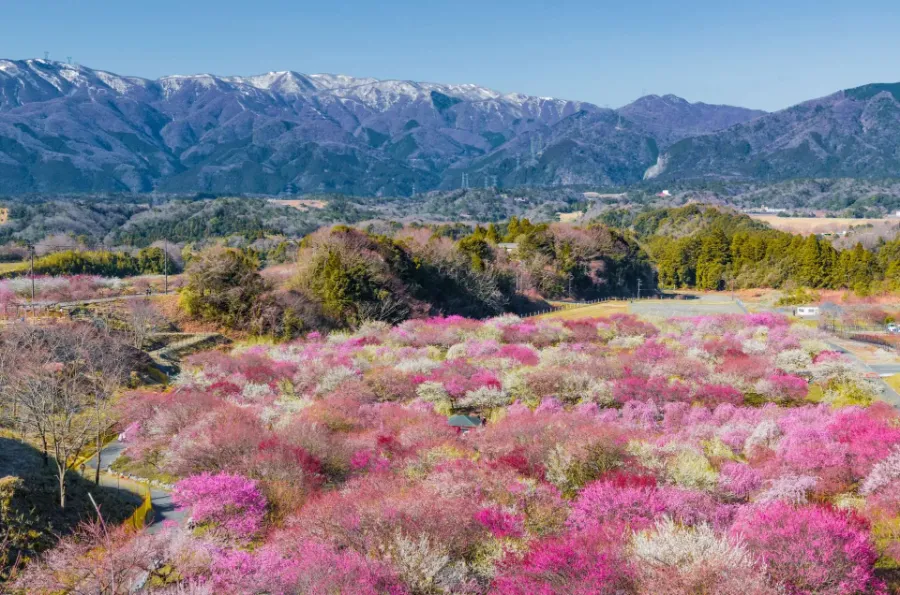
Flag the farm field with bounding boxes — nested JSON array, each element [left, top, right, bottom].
[[751, 214, 897, 234], [268, 198, 328, 210], [13, 311, 900, 593], [541, 295, 747, 320]]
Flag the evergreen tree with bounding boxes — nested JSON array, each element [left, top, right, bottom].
[[696, 228, 730, 290]]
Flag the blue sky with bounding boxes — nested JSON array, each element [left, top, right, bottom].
[[2, 0, 898, 111]]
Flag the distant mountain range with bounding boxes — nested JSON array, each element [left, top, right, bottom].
[[0, 59, 897, 195]]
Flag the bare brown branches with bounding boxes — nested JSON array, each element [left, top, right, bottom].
[[0, 322, 132, 508]]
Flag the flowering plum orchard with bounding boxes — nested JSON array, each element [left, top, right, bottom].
[[14, 313, 900, 594], [0, 275, 129, 306]]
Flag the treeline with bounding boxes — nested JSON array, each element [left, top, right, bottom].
[[28, 248, 177, 277], [180, 217, 657, 336], [0, 196, 374, 249], [603, 205, 900, 293], [180, 227, 517, 337]]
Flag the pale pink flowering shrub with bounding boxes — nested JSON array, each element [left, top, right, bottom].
[[765, 373, 809, 401], [718, 461, 762, 500], [210, 541, 407, 594], [861, 445, 900, 495], [731, 502, 885, 595], [173, 472, 268, 539]]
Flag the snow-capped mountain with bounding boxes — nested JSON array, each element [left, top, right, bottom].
[[0, 59, 763, 194]]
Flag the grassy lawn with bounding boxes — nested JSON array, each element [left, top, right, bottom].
[[885, 374, 900, 393], [539, 301, 629, 320], [0, 261, 27, 276]]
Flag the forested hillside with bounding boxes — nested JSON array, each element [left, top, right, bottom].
[[602, 205, 900, 293]]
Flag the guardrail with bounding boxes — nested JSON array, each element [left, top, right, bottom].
[[126, 486, 154, 532]]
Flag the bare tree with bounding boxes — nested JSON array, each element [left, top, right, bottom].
[[12, 512, 161, 593], [1, 323, 132, 507], [125, 299, 164, 349]]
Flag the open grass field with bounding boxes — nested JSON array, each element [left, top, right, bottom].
[[886, 374, 900, 393], [268, 198, 328, 211], [0, 261, 27, 276], [751, 214, 897, 234], [557, 210, 584, 222], [539, 295, 747, 320], [539, 301, 628, 320]]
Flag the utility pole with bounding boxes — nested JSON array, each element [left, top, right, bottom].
[[637, 278, 642, 300], [567, 273, 574, 298], [28, 244, 35, 317], [164, 238, 169, 294]]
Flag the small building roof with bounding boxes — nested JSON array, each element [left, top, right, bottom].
[[448, 415, 483, 428]]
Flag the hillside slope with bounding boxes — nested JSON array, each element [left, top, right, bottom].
[[648, 84, 900, 182]]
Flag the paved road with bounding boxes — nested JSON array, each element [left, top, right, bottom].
[[823, 342, 900, 409], [871, 364, 900, 377], [83, 438, 186, 531]]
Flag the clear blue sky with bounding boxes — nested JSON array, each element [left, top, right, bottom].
[[2, 0, 898, 111]]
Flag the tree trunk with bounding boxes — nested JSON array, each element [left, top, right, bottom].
[[57, 466, 66, 509], [94, 433, 102, 485]]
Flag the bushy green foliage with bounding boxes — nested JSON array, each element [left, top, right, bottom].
[[294, 227, 512, 327], [180, 247, 270, 328], [27, 247, 175, 277]]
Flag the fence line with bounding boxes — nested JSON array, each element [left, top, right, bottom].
[[521, 294, 677, 318], [819, 322, 898, 351]]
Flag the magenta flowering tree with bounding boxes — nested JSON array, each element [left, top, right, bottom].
[[567, 480, 668, 532], [173, 472, 268, 539], [731, 502, 884, 595], [692, 383, 743, 407], [492, 527, 635, 595], [474, 506, 524, 538]]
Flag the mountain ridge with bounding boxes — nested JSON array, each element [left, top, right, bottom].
[[16, 59, 898, 196]]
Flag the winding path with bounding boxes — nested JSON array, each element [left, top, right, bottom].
[[82, 439, 186, 532]]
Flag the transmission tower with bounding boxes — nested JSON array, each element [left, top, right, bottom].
[[43, 51, 49, 61]]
